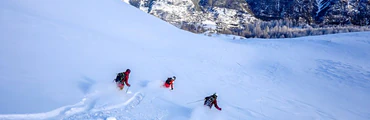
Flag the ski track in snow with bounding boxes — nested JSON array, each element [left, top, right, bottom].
[[315, 59, 370, 89], [64, 92, 145, 120], [0, 92, 144, 120]]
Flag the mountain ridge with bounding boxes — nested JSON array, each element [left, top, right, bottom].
[[123, 0, 370, 38]]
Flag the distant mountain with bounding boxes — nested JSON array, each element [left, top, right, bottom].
[[123, 0, 370, 38], [123, 0, 259, 33]]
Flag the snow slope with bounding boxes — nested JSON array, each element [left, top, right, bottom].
[[1, 0, 370, 120]]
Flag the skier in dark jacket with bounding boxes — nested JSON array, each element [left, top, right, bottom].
[[116, 69, 131, 90], [204, 93, 222, 111]]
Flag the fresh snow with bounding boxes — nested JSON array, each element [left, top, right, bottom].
[[202, 20, 217, 29], [122, 0, 130, 4], [1, 0, 370, 120]]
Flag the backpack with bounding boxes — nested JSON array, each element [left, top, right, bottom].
[[115, 72, 125, 82], [165, 77, 172, 84], [204, 96, 215, 107]]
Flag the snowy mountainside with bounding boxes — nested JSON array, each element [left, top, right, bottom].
[[123, 0, 370, 36], [1, 0, 370, 120], [123, 0, 258, 33]]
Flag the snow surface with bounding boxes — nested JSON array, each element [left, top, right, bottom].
[[1, 0, 370, 120], [202, 20, 217, 29], [122, 0, 130, 4]]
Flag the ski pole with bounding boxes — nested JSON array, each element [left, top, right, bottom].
[[126, 86, 130, 93], [186, 99, 204, 104]]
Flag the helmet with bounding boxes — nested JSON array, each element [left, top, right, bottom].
[[126, 69, 131, 73], [213, 93, 218, 98]]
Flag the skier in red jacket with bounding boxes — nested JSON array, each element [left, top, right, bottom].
[[163, 76, 176, 90], [204, 93, 222, 111], [116, 69, 131, 90]]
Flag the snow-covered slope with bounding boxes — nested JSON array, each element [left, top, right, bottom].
[[1, 0, 370, 120]]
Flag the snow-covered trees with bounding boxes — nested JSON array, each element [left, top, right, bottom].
[[217, 19, 370, 39]]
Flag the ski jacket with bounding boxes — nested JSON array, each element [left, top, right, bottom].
[[167, 80, 174, 89], [122, 71, 130, 87], [165, 78, 175, 89], [204, 96, 221, 110]]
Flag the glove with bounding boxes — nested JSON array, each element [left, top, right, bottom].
[[171, 88, 173, 90], [218, 108, 222, 111], [127, 84, 131, 87]]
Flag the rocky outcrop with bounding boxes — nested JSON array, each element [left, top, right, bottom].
[[245, 0, 370, 25], [123, 0, 259, 33], [122, 0, 370, 38]]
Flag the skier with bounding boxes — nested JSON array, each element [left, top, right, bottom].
[[204, 93, 222, 111], [163, 76, 176, 90], [115, 69, 131, 90]]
